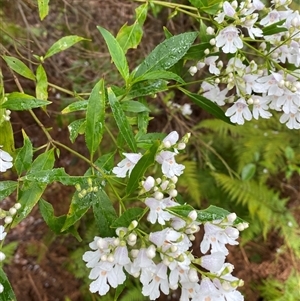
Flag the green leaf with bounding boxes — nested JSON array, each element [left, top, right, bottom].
[[85, 79, 106, 157], [133, 70, 185, 84], [14, 130, 33, 176], [85, 152, 115, 176], [62, 100, 87, 114], [39, 198, 66, 233], [184, 42, 212, 60], [68, 119, 86, 143], [111, 207, 144, 228], [108, 88, 137, 152], [116, 3, 148, 53], [126, 140, 160, 195], [128, 79, 169, 98], [92, 190, 117, 237], [262, 19, 287, 36], [179, 88, 232, 124], [2, 92, 51, 110], [12, 182, 46, 226], [134, 32, 198, 77], [0, 181, 18, 200], [167, 204, 195, 218], [35, 64, 48, 100], [199, 20, 210, 43], [29, 149, 55, 172], [37, 0, 49, 20], [0, 268, 17, 301], [163, 26, 173, 39], [121, 100, 150, 113], [44, 35, 87, 59], [97, 26, 129, 83], [2, 56, 35, 81], [241, 163, 256, 181], [136, 132, 166, 149], [189, 0, 221, 14], [0, 121, 14, 155]]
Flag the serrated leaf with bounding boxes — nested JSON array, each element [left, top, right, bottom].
[[116, 3, 148, 53], [0, 181, 18, 200], [126, 140, 160, 195], [14, 130, 33, 176], [111, 207, 145, 228], [0, 268, 17, 301], [179, 88, 232, 124], [133, 70, 185, 84], [121, 100, 150, 113], [2, 92, 51, 110], [68, 119, 86, 143], [92, 190, 117, 237], [97, 26, 129, 83], [108, 88, 137, 152], [35, 64, 48, 100], [85, 79, 105, 157], [2, 56, 35, 81], [134, 32, 198, 77], [241, 163, 256, 181], [44, 35, 87, 59], [39, 198, 66, 233], [62, 100, 87, 114], [37, 0, 49, 20]]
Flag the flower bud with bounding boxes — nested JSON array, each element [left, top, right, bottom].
[[9, 208, 17, 216], [14, 203, 21, 210], [0, 251, 5, 261], [188, 210, 197, 221], [146, 245, 156, 259], [188, 268, 199, 282], [188, 66, 198, 76], [227, 213, 237, 223], [154, 191, 164, 200], [107, 254, 114, 262], [169, 189, 178, 197], [143, 176, 155, 192], [4, 216, 12, 224], [206, 26, 215, 35]]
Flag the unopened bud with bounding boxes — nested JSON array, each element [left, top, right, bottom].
[[4, 216, 12, 224]]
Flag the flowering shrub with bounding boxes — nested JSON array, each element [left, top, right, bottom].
[[0, 0, 299, 300]]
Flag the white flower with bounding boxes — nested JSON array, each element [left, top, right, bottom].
[[156, 151, 185, 178], [142, 176, 155, 192], [202, 82, 228, 106], [162, 131, 179, 148], [279, 112, 300, 129], [196, 278, 221, 301], [0, 284, 3, 294], [0, 226, 7, 240], [127, 248, 155, 275], [216, 26, 243, 54], [145, 197, 177, 225], [225, 98, 252, 125], [181, 103, 193, 116], [189, 66, 198, 76], [199, 252, 226, 273], [112, 153, 142, 178], [241, 14, 263, 39], [0, 147, 13, 172], [204, 56, 220, 75], [213, 278, 244, 301], [252, 96, 272, 119]]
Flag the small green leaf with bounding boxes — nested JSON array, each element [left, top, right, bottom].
[[111, 207, 145, 228], [44, 35, 87, 59], [37, 0, 49, 20], [36, 64, 48, 100], [62, 100, 87, 114], [199, 20, 210, 43], [0, 181, 18, 200], [132, 70, 185, 84], [134, 31, 198, 77], [0, 268, 17, 301], [184, 42, 211, 60], [167, 204, 195, 218], [163, 26, 173, 39], [126, 140, 160, 195], [189, 0, 221, 14], [241, 163, 256, 181], [262, 19, 287, 36], [29, 149, 55, 172], [97, 26, 129, 83], [93, 190, 117, 237], [2, 92, 51, 110], [0, 121, 14, 155], [108, 88, 137, 152], [2, 56, 35, 81], [39, 198, 66, 233], [179, 88, 232, 124], [68, 119, 86, 143], [85, 79, 106, 157], [121, 100, 150, 113], [14, 130, 33, 176], [116, 3, 148, 53], [136, 132, 165, 149]]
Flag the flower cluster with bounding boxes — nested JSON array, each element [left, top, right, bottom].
[[189, 0, 300, 129], [83, 131, 248, 300]]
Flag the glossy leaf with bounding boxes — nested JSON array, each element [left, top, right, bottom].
[[14, 130, 33, 176], [62, 100, 87, 114], [111, 207, 144, 228], [0, 268, 17, 301], [184, 42, 211, 60], [97, 26, 129, 82], [68, 119, 86, 143], [179, 88, 232, 124], [137, 132, 166, 149], [121, 100, 150, 113], [0, 120, 15, 155], [35, 64, 48, 100], [44, 35, 87, 59], [2, 56, 35, 81], [241, 163, 256, 181], [0, 181, 18, 200], [262, 19, 287, 36], [167, 204, 194, 218], [29, 149, 55, 173], [134, 31, 198, 77], [108, 88, 137, 152], [116, 3, 148, 53], [37, 0, 49, 20], [128, 79, 168, 98], [126, 140, 160, 195], [85, 79, 106, 157], [2, 92, 51, 110], [132, 70, 185, 84], [93, 190, 117, 237], [189, 0, 221, 14]]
